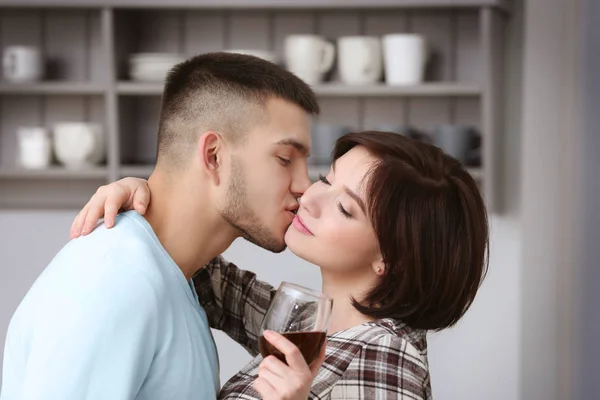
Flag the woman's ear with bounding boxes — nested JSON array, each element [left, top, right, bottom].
[[372, 259, 386, 276]]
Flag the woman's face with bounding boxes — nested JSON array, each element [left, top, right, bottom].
[[285, 146, 382, 278]]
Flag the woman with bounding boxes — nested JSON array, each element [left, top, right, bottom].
[[71, 131, 489, 399]]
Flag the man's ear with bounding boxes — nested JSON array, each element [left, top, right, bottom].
[[197, 131, 222, 183]]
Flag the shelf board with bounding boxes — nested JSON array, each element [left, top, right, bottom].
[[117, 81, 480, 97], [311, 165, 483, 181], [120, 165, 155, 178], [117, 82, 164, 95], [120, 164, 482, 181], [0, 167, 108, 180], [0, 82, 106, 95], [314, 83, 481, 97], [0, 1, 511, 11]]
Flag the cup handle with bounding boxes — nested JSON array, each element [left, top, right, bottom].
[[319, 41, 335, 74], [363, 43, 377, 74]]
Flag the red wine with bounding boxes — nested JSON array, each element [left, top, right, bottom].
[[259, 331, 326, 365]]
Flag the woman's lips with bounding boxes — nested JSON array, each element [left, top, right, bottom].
[[292, 215, 314, 236]]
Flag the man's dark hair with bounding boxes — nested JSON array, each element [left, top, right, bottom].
[[157, 52, 319, 168]]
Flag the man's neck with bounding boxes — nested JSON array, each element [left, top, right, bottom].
[[144, 171, 239, 280]]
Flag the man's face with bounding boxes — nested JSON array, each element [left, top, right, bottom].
[[219, 97, 312, 253]]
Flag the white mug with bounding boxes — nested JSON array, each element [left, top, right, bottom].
[[284, 35, 335, 85], [337, 36, 383, 85], [17, 127, 52, 169], [2, 46, 43, 83], [382, 34, 428, 85], [53, 122, 105, 168]]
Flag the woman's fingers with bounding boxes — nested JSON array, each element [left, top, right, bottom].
[[262, 330, 309, 372], [252, 377, 277, 399], [258, 356, 288, 380]]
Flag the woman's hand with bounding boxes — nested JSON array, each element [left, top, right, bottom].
[[70, 177, 151, 239], [253, 330, 326, 400]]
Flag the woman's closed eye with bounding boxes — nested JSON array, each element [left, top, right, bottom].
[[319, 174, 353, 218]]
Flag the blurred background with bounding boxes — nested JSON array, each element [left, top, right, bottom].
[[0, 0, 596, 399]]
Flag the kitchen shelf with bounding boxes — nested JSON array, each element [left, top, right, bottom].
[[0, 0, 511, 11], [0, 3, 508, 211], [117, 82, 481, 97], [0, 167, 108, 180], [0, 82, 106, 95], [119, 165, 155, 178], [120, 164, 483, 182]]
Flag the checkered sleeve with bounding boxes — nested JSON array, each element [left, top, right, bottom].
[[324, 334, 431, 400], [192, 256, 276, 356]]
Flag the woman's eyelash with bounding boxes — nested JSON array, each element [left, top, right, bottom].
[[319, 174, 352, 218], [338, 203, 352, 218]]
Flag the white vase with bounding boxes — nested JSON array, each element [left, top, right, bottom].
[[53, 122, 105, 168]]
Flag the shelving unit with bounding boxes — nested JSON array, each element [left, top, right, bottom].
[[0, 0, 508, 211]]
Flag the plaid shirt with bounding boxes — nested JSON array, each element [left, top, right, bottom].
[[193, 256, 433, 400]]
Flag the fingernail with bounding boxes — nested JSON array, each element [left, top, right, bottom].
[[264, 330, 274, 339]]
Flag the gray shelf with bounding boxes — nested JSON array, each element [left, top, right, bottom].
[[0, 0, 511, 11], [0, 4, 507, 211], [0, 82, 106, 95], [119, 165, 155, 178], [309, 164, 483, 181], [120, 164, 482, 182], [315, 83, 481, 97], [117, 82, 481, 97], [117, 82, 163, 96], [0, 167, 108, 180]]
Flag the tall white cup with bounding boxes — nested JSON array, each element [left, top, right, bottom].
[[17, 127, 52, 169], [2, 46, 43, 83], [382, 34, 427, 85], [337, 36, 383, 85], [284, 35, 335, 85]]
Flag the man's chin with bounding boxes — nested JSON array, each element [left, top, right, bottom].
[[242, 232, 287, 254]]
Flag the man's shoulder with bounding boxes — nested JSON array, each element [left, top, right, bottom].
[[30, 218, 165, 311]]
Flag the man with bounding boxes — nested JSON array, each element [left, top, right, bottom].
[[1, 52, 318, 399]]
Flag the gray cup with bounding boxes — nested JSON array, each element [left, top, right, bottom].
[[433, 124, 478, 164], [310, 123, 352, 164]]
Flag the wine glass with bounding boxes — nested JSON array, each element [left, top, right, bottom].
[[259, 282, 333, 366]]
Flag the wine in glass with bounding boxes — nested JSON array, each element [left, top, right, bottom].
[[259, 282, 333, 365]]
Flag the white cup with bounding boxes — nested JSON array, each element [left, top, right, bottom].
[[337, 36, 383, 85], [2, 46, 43, 83], [382, 34, 427, 85], [284, 35, 335, 85], [53, 122, 105, 168], [17, 127, 52, 169]]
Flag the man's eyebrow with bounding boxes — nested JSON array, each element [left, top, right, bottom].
[[276, 139, 309, 157], [344, 187, 366, 214]]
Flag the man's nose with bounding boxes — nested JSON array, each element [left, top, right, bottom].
[[291, 170, 311, 199]]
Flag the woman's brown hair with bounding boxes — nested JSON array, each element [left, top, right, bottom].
[[333, 131, 489, 331]]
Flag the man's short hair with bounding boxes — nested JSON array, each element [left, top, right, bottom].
[[156, 52, 319, 169]]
